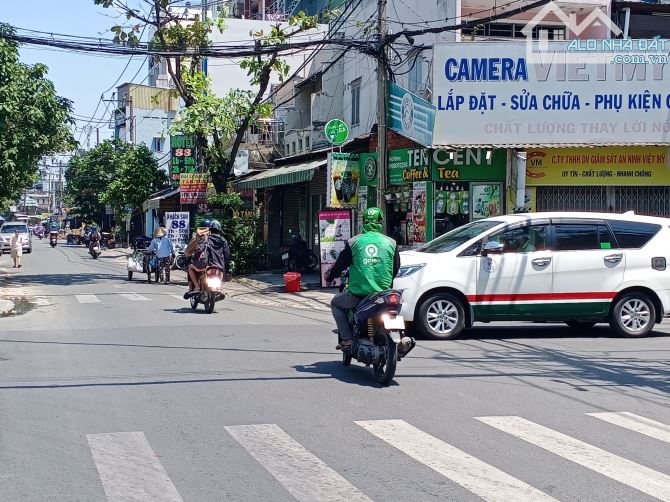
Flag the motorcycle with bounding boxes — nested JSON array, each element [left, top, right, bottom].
[[281, 232, 319, 272], [336, 271, 415, 385], [173, 244, 189, 271], [49, 231, 58, 248], [187, 266, 226, 314], [89, 241, 101, 259]]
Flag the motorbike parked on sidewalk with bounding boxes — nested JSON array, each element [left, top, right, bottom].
[[172, 244, 189, 271], [49, 231, 58, 247], [280, 231, 318, 272], [335, 271, 415, 385], [187, 266, 226, 314]]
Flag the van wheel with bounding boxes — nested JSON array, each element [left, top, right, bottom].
[[609, 292, 655, 338], [418, 293, 465, 340], [565, 321, 596, 329]]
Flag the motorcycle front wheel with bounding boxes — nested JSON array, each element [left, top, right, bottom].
[[205, 292, 215, 314], [306, 252, 319, 271], [175, 255, 189, 270], [373, 331, 397, 385], [190, 296, 198, 310]]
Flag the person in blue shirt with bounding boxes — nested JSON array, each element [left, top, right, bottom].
[[145, 227, 175, 284]]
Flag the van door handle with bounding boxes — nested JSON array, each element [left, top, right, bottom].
[[532, 257, 552, 267], [604, 253, 623, 264]]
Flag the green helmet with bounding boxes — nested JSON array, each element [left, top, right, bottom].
[[363, 207, 384, 225]]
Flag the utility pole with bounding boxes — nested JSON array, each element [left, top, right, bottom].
[[96, 127, 100, 145], [376, 0, 388, 223], [128, 96, 135, 144]]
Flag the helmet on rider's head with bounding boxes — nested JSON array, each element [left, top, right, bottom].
[[209, 220, 222, 233], [200, 218, 212, 228]]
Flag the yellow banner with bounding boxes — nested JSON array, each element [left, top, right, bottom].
[[526, 147, 670, 186]]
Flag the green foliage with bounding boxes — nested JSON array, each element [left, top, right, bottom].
[[222, 209, 265, 275], [207, 192, 243, 210], [65, 140, 168, 223], [0, 24, 74, 203]]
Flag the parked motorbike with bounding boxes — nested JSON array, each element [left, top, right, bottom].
[[187, 266, 225, 314], [89, 241, 101, 259], [49, 231, 58, 248], [173, 244, 189, 271], [336, 271, 415, 385], [281, 232, 318, 272]]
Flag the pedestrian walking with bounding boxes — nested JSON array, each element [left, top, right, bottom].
[[145, 227, 174, 284], [10, 229, 24, 268]]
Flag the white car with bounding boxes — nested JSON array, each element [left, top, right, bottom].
[[395, 212, 670, 339], [0, 221, 32, 253]]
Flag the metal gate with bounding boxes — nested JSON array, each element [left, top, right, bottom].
[[535, 186, 607, 212], [536, 185, 670, 217]]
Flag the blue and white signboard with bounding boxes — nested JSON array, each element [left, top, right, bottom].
[[432, 40, 670, 146], [387, 82, 436, 147]]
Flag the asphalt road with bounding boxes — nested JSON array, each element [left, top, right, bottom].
[[1, 239, 670, 502]]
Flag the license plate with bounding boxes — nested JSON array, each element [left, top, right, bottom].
[[383, 315, 405, 330], [282, 253, 289, 260]]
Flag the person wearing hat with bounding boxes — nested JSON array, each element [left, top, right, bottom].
[[146, 226, 175, 284], [183, 220, 212, 296]]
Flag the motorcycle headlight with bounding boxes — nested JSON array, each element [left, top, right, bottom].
[[206, 277, 222, 289], [396, 264, 426, 278]]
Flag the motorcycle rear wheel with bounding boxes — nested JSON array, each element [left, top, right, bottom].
[[306, 252, 319, 271], [175, 255, 189, 270], [373, 332, 397, 385]]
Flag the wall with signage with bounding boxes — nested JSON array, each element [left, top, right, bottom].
[[526, 146, 670, 186], [432, 41, 670, 145]]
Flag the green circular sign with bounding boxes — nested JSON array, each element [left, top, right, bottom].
[[324, 119, 349, 145]]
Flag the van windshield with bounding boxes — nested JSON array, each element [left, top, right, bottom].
[[417, 220, 502, 253], [1, 224, 28, 233]]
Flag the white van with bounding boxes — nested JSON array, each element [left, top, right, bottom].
[[395, 212, 670, 339]]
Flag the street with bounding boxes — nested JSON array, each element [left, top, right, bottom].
[[1, 240, 670, 502]]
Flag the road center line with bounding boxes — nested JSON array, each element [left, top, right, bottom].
[[477, 415, 670, 501], [76, 294, 101, 304], [225, 424, 372, 502], [587, 412, 670, 444], [356, 419, 556, 502], [87, 431, 183, 502]]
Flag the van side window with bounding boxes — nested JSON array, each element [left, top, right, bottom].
[[554, 224, 615, 251], [488, 224, 549, 253], [608, 220, 661, 248]]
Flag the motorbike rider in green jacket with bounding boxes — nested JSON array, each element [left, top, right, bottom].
[[326, 207, 400, 349]]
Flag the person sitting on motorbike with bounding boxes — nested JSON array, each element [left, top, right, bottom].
[[183, 220, 211, 298], [88, 226, 101, 253], [206, 220, 231, 274], [289, 232, 308, 270], [326, 207, 400, 350]]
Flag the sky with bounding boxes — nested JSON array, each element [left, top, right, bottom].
[[3, 0, 150, 146]]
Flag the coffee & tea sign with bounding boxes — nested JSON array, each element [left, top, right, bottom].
[[327, 152, 360, 208]]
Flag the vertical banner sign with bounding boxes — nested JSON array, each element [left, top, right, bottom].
[[387, 81, 436, 147], [170, 135, 196, 186], [165, 212, 190, 247], [318, 210, 352, 288], [411, 181, 427, 243], [179, 173, 209, 204], [327, 153, 360, 208]]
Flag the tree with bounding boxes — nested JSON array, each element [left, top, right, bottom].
[[0, 24, 74, 207], [65, 140, 168, 223], [93, 1, 318, 192]]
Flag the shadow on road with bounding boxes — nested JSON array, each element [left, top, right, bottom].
[[294, 361, 399, 388]]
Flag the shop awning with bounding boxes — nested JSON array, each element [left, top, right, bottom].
[[432, 142, 670, 149], [235, 159, 326, 190], [143, 188, 180, 210]]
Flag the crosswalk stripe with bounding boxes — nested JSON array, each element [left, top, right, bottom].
[[119, 293, 151, 302], [477, 416, 670, 501], [76, 294, 101, 304], [170, 295, 185, 301], [225, 424, 372, 502], [356, 419, 557, 502], [87, 432, 183, 502], [587, 412, 670, 444]]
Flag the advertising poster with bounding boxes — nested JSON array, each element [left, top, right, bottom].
[[164, 212, 190, 247], [357, 186, 368, 234], [179, 173, 209, 204], [411, 182, 427, 243], [471, 183, 503, 220], [387, 81, 436, 147], [327, 153, 360, 208], [318, 210, 352, 288]]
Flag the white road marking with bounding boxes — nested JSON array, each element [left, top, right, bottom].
[[33, 297, 50, 306], [356, 419, 556, 502], [76, 294, 101, 304], [170, 295, 185, 301], [587, 412, 670, 444], [87, 431, 183, 502], [477, 415, 670, 501], [225, 424, 372, 502], [119, 293, 151, 302]]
